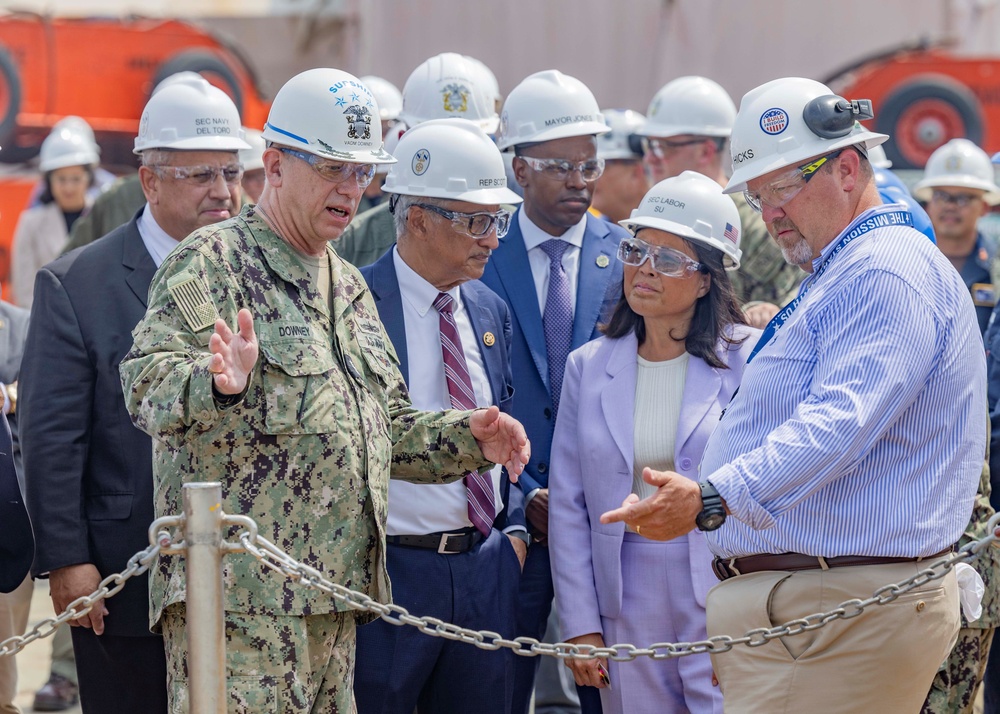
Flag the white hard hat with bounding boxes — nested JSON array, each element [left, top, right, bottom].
[[151, 71, 205, 96], [496, 70, 610, 151], [383, 118, 522, 205], [867, 143, 892, 169], [360, 75, 403, 122], [134, 74, 250, 154], [398, 53, 500, 134], [262, 68, 395, 165], [39, 127, 100, 172], [597, 109, 646, 160], [239, 128, 266, 172], [913, 138, 1000, 205], [724, 77, 888, 194], [464, 56, 502, 107], [636, 76, 736, 139], [51, 116, 99, 155], [376, 122, 408, 175], [620, 170, 743, 269]]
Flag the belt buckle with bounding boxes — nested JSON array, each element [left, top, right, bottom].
[[438, 532, 463, 554]]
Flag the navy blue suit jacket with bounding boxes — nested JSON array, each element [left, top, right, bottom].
[[0, 411, 32, 593], [479, 210, 626, 496], [360, 250, 525, 532]]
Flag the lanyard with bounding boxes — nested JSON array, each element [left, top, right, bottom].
[[745, 206, 913, 365]]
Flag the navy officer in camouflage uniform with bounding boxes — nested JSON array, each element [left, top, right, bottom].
[[120, 68, 530, 714]]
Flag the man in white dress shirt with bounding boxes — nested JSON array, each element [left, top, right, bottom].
[[354, 119, 528, 713]]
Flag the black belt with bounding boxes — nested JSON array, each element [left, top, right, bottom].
[[712, 548, 954, 581], [386, 527, 483, 554]]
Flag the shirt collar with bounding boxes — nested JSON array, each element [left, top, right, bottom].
[[392, 246, 461, 318], [518, 208, 587, 253], [136, 203, 179, 268]]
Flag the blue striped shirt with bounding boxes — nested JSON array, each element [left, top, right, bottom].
[[703, 210, 986, 559]]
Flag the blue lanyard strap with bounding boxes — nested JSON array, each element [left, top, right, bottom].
[[745, 207, 913, 365]]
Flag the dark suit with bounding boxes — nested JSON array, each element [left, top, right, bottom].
[[355, 249, 525, 713], [480, 209, 625, 714], [19, 212, 168, 713], [0, 411, 31, 594]]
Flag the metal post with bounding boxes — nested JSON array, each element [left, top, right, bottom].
[[184, 482, 226, 713]]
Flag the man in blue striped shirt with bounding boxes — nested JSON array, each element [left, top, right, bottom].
[[602, 77, 985, 712]]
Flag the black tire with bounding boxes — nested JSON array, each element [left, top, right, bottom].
[[151, 50, 244, 117], [0, 45, 22, 159], [876, 75, 983, 170]]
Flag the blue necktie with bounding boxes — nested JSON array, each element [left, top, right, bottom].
[[539, 239, 573, 413]]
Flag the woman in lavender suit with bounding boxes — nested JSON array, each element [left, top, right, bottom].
[[549, 172, 760, 714]]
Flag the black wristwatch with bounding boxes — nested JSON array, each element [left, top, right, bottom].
[[696, 481, 726, 532]]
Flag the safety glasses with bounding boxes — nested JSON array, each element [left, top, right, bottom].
[[640, 136, 707, 159], [930, 190, 982, 208], [412, 202, 512, 239], [153, 164, 244, 186], [743, 149, 843, 213], [617, 236, 704, 277], [517, 156, 605, 182], [278, 148, 376, 189]]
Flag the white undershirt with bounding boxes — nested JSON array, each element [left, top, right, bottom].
[[137, 204, 181, 268], [386, 247, 504, 535], [632, 352, 689, 501], [518, 209, 586, 317]]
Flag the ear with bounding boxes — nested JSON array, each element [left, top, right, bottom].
[[138, 165, 159, 204], [697, 271, 711, 298], [512, 156, 530, 188], [838, 149, 861, 192], [406, 204, 430, 239], [263, 147, 283, 188]]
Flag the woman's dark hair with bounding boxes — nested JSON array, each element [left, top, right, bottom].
[[39, 165, 95, 205], [601, 233, 748, 369]]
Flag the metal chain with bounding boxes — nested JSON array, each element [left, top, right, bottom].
[[235, 512, 1000, 662], [0, 515, 183, 659]]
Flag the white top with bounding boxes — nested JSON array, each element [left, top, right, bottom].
[[137, 204, 181, 268], [632, 352, 689, 501], [518, 209, 586, 317], [386, 247, 505, 535]]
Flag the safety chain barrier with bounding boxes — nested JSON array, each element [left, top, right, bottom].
[[4, 504, 998, 665], [0, 514, 183, 659]]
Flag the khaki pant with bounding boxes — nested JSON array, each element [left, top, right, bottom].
[[161, 604, 357, 714], [0, 577, 32, 714], [707, 562, 960, 714]]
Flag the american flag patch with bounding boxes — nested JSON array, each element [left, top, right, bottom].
[[724, 223, 738, 244], [167, 273, 219, 332]]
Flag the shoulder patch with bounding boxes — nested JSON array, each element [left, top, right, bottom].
[[167, 272, 219, 332]]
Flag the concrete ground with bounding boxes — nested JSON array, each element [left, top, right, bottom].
[[11, 581, 81, 714]]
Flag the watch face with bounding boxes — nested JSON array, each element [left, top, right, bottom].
[[698, 512, 725, 531]]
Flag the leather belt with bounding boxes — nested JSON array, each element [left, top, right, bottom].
[[386, 527, 483, 554], [712, 548, 953, 581]]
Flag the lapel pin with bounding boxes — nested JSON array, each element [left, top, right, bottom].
[[596, 255, 610, 268], [483, 331, 496, 347]]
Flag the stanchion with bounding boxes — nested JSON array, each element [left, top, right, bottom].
[[184, 482, 226, 713]]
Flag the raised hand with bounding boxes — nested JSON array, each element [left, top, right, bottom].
[[208, 308, 258, 395]]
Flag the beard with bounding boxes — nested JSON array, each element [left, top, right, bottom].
[[771, 220, 813, 266]]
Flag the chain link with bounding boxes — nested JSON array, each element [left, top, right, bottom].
[[235, 510, 1000, 661]]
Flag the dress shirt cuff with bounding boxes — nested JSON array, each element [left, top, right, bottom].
[[707, 465, 777, 530], [524, 487, 542, 509], [0, 383, 7, 416], [503, 526, 530, 545]]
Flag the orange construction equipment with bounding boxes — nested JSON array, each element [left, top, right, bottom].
[[0, 172, 40, 301]]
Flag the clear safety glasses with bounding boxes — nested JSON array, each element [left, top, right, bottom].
[[617, 236, 705, 278], [640, 136, 707, 159], [278, 148, 376, 189], [743, 149, 844, 213], [412, 202, 512, 239], [518, 156, 605, 182], [153, 164, 244, 186], [930, 190, 982, 208]]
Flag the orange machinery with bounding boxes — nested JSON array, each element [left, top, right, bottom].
[[0, 172, 40, 301], [0, 12, 271, 163]]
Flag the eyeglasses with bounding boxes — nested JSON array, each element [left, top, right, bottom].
[[517, 156, 605, 182], [931, 190, 982, 207], [278, 148, 376, 189], [743, 149, 844, 213], [617, 236, 704, 277], [153, 164, 243, 186], [640, 136, 707, 159], [412, 202, 512, 239]]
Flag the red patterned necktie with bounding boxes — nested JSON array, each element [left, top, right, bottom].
[[433, 292, 495, 536]]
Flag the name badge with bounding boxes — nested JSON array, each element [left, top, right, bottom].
[[972, 283, 996, 308]]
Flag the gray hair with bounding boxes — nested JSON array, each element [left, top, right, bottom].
[[140, 148, 172, 168], [392, 194, 448, 240]]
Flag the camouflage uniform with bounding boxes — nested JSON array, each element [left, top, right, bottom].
[[120, 204, 490, 711], [332, 202, 394, 268], [922, 457, 999, 714], [729, 192, 806, 307]]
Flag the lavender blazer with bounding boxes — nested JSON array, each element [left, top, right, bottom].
[[549, 326, 759, 640]]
